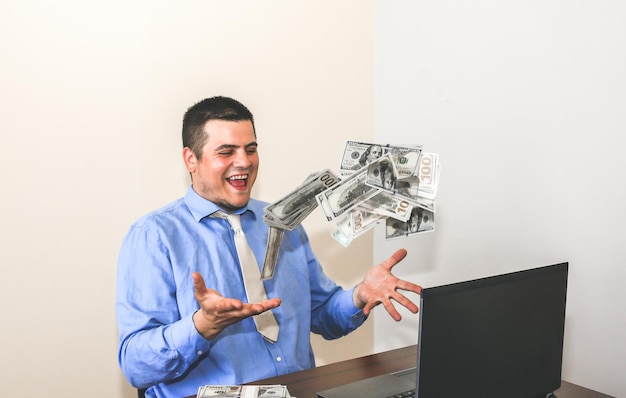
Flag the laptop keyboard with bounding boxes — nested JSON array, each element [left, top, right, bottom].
[[385, 389, 416, 398]]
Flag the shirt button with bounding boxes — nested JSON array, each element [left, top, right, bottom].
[[197, 350, 203, 356], [276, 356, 282, 362]]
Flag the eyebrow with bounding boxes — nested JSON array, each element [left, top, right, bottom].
[[214, 142, 258, 151]]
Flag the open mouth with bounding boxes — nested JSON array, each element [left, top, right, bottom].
[[227, 174, 248, 188]]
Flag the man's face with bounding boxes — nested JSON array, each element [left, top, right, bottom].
[[183, 119, 259, 211]]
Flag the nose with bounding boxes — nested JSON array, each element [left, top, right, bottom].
[[233, 149, 253, 168]]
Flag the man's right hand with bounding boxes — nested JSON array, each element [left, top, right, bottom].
[[191, 272, 281, 340]]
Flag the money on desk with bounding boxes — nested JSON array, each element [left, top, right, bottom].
[[196, 384, 290, 398], [261, 141, 440, 276]]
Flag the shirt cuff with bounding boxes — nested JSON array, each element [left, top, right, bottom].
[[168, 312, 213, 362], [343, 287, 367, 328]]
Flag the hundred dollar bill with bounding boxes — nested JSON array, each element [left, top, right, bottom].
[[197, 385, 288, 398], [339, 141, 422, 178], [251, 385, 287, 398], [197, 385, 241, 397], [339, 141, 386, 175], [385, 207, 435, 239], [261, 226, 284, 279], [364, 153, 399, 193], [389, 145, 422, 179], [363, 152, 438, 207], [359, 191, 413, 222], [332, 207, 386, 247], [392, 176, 436, 212], [416, 152, 440, 200], [261, 169, 340, 279], [316, 168, 380, 221], [387, 150, 440, 211], [264, 169, 340, 230], [328, 141, 438, 245], [331, 219, 353, 247]]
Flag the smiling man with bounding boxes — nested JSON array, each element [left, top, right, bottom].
[[116, 96, 422, 398]]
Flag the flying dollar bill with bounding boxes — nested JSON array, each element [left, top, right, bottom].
[[339, 141, 422, 178], [262, 169, 340, 279], [264, 169, 340, 230], [259, 142, 439, 250], [260, 227, 284, 280], [316, 168, 380, 221], [391, 176, 436, 212], [332, 207, 386, 247], [416, 152, 440, 200], [364, 153, 399, 193], [390, 145, 423, 179], [385, 207, 435, 239], [375, 152, 440, 211], [332, 142, 439, 245], [359, 191, 413, 222], [339, 141, 386, 175]]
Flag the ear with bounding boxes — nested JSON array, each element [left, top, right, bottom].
[[182, 147, 198, 173]]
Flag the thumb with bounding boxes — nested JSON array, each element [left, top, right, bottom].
[[192, 272, 208, 298], [382, 248, 408, 271]]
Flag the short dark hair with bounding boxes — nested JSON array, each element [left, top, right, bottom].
[[182, 96, 256, 158]]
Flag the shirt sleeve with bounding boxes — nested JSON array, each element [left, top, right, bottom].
[[311, 285, 368, 339], [297, 228, 368, 339], [115, 221, 212, 389]]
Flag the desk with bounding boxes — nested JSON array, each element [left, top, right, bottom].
[[247, 345, 613, 398]]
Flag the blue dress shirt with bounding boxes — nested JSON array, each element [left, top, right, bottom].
[[116, 186, 366, 398]]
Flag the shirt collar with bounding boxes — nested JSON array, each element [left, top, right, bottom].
[[184, 185, 258, 222]]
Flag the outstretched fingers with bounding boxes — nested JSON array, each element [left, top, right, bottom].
[[397, 278, 422, 297], [247, 298, 282, 315], [363, 289, 420, 321], [380, 249, 408, 271]]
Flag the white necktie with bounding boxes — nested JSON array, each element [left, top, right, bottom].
[[213, 211, 279, 342]]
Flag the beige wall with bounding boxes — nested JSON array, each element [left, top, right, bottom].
[[0, 2, 374, 397]]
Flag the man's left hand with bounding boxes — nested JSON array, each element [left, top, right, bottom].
[[353, 248, 422, 321]]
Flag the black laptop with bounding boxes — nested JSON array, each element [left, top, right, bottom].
[[317, 262, 568, 398]]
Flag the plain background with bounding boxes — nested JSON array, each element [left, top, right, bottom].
[[373, 2, 625, 397], [1, 2, 374, 397], [1, 1, 624, 397]]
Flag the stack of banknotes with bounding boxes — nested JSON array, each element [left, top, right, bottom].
[[196, 384, 291, 398], [260, 141, 440, 279], [260, 169, 341, 279]]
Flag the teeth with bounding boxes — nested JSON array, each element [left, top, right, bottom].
[[227, 175, 248, 181]]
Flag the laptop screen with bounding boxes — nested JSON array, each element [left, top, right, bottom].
[[416, 262, 568, 398]]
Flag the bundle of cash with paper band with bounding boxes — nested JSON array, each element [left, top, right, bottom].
[[260, 169, 340, 279], [260, 141, 440, 280], [196, 384, 290, 398]]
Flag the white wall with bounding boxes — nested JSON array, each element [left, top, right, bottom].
[[373, 1, 626, 397], [0, 2, 374, 397]]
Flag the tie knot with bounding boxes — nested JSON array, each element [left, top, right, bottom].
[[212, 211, 243, 233], [226, 214, 242, 233]]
